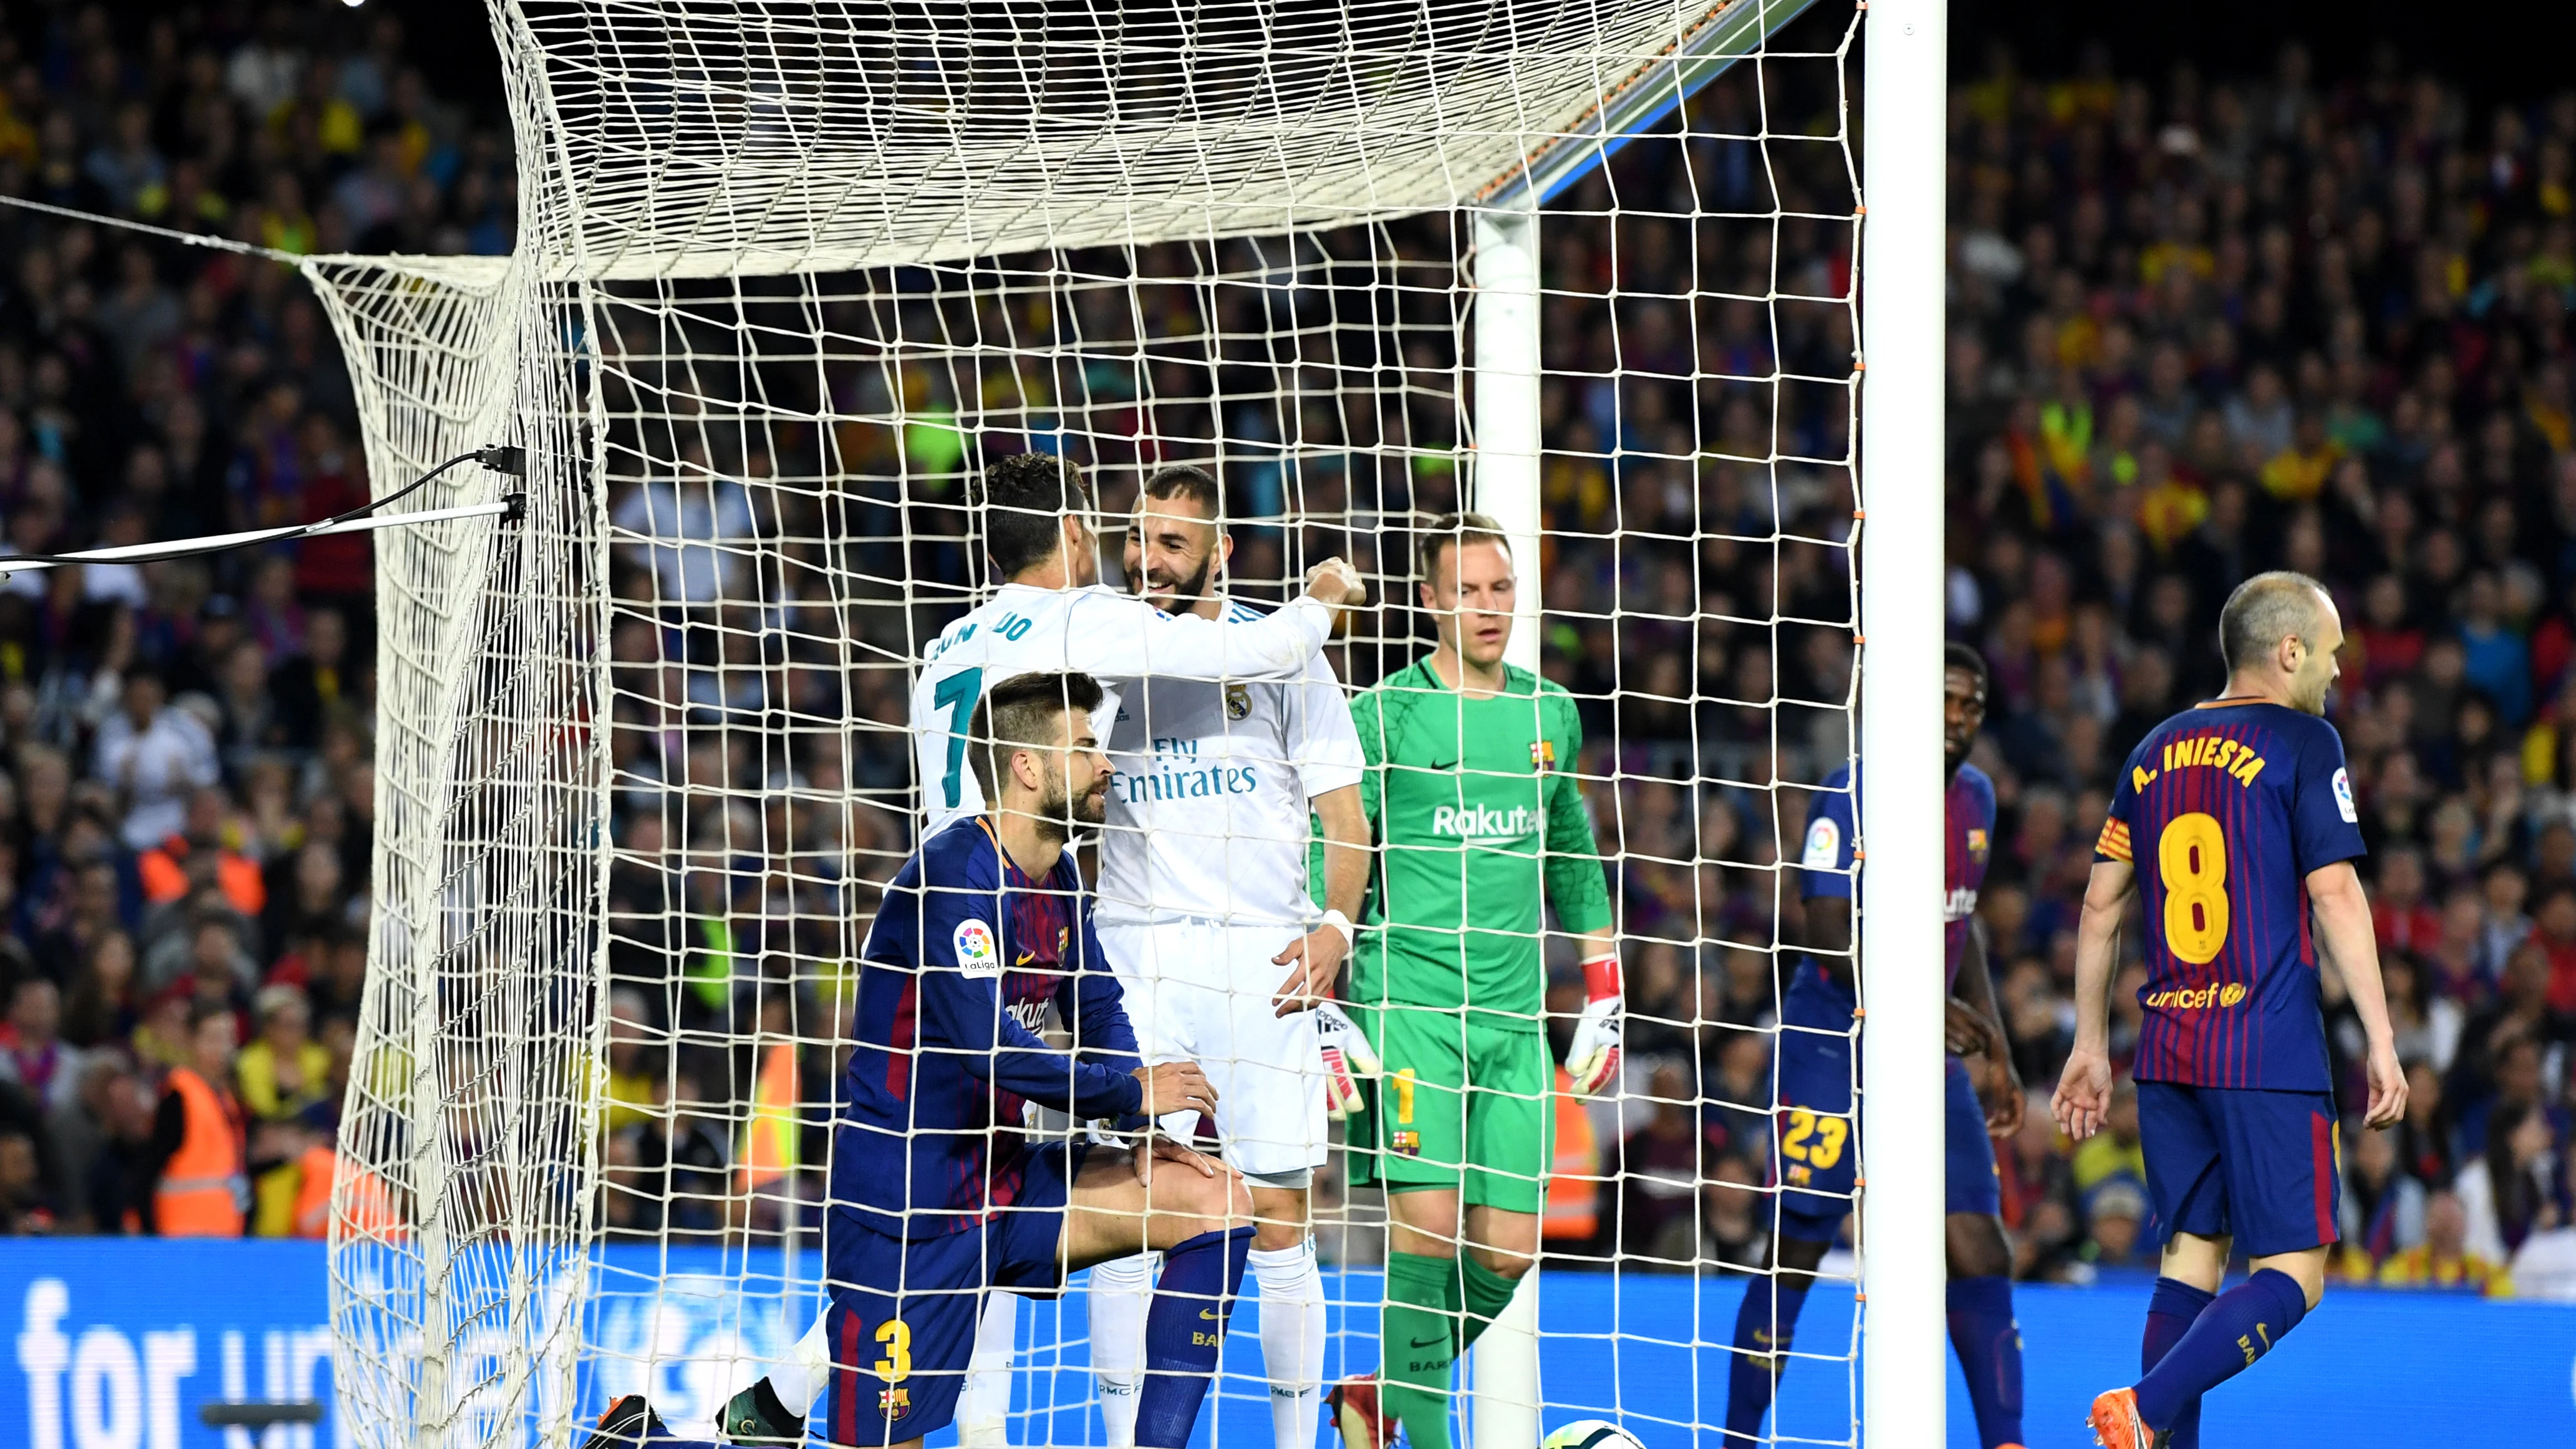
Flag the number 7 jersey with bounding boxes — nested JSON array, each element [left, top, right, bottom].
[[2094, 700, 2366, 1090]]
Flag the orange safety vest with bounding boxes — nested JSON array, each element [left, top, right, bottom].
[[157, 1067, 248, 1236], [291, 1144, 337, 1238], [138, 837, 268, 915], [1542, 1066, 1601, 1241], [292, 1145, 406, 1240]]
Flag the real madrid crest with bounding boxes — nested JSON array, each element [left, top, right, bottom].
[[1225, 683, 1251, 721]]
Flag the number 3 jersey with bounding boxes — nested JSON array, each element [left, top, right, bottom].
[[2095, 701, 2366, 1091]]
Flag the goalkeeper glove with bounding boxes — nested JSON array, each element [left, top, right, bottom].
[[1565, 952, 1623, 1098], [1314, 999, 1378, 1120]]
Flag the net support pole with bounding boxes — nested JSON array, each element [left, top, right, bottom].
[[1858, 1, 1949, 1446], [1467, 195, 1543, 1449]]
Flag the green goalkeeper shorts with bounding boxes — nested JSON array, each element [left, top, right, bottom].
[[1348, 1004, 1550, 1215]]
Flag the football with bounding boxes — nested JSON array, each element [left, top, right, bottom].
[[1543, 1418, 1647, 1449]]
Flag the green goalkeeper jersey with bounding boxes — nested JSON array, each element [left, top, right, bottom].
[[1348, 657, 1613, 1024]]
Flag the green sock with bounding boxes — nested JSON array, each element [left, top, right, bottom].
[[1457, 1256, 1521, 1351], [1379, 1250, 1462, 1449]]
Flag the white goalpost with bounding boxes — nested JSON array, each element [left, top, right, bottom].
[[298, 2, 1941, 1448]]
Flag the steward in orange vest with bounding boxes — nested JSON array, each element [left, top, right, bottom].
[[152, 1005, 247, 1236], [1543, 1065, 1603, 1246], [285, 1135, 405, 1240]]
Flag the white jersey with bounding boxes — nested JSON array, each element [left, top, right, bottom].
[[1097, 600, 1364, 930], [909, 582, 1335, 838]]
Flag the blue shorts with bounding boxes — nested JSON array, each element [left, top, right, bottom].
[[2137, 1081, 2341, 1259], [1772, 1033, 1999, 1240], [822, 1142, 1081, 1445]]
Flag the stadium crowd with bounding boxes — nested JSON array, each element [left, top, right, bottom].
[[0, 1, 509, 1236], [1922, 42, 2576, 1294], [0, 0, 2565, 1304]]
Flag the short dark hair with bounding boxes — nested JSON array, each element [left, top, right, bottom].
[[965, 671, 1106, 804], [1944, 642, 1989, 691], [1140, 463, 1220, 516], [2217, 570, 2327, 673], [976, 452, 1093, 579], [1415, 511, 1510, 585]]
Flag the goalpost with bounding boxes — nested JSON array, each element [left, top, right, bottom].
[[309, 2, 1941, 1447]]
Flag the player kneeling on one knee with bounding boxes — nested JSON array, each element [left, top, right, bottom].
[[591, 671, 1253, 1449]]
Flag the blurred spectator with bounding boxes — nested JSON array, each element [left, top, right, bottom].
[[2082, 1178, 2149, 1269], [2459, 1099, 2570, 1265], [0, 977, 83, 1111], [235, 983, 327, 1124], [2337, 1122, 2429, 1274], [0, 1128, 54, 1234], [90, 670, 220, 851], [146, 1002, 244, 1237], [2377, 1190, 2512, 1296]]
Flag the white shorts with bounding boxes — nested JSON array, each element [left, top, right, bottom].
[[1096, 918, 1328, 1183]]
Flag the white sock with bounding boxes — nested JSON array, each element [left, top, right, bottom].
[[958, 1289, 1022, 1447], [770, 1309, 833, 1416], [1088, 1251, 1159, 1447], [1250, 1242, 1327, 1449]]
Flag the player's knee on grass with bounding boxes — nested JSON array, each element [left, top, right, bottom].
[[1944, 1212, 2013, 1279]]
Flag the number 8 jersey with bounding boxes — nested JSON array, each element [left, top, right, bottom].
[[2095, 700, 2366, 1090]]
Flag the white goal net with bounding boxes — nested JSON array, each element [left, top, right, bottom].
[[316, 1, 1877, 1447]]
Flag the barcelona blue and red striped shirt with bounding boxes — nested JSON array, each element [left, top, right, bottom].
[[1784, 759, 1995, 1026], [834, 816, 1145, 1238], [2096, 701, 2365, 1090]]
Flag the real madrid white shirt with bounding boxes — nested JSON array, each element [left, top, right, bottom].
[[1096, 600, 1366, 930], [909, 582, 1336, 839]]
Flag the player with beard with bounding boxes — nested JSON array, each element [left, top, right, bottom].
[[707, 451, 1363, 1448], [592, 672, 1254, 1449], [1069, 463, 1373, 1449]]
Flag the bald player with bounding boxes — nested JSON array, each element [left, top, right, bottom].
[[2059, 570, 2406, 1448]]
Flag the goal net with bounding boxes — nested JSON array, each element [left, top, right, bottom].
[[318, 1, 1873, 1446]]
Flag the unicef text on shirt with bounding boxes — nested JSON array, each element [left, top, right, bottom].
[[1430, 804, 1542, 840]]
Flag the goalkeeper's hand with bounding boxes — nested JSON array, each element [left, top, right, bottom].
[[1565, 952, 1623, 1098], [1313, 999, 1378, 1120]]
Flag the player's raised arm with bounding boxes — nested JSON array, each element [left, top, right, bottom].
[[1060, 557, 1363, 683], [2055, 857, 2136, 1142], [2306, 862, 2408, 1127]]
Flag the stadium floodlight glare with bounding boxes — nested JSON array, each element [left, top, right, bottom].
[[288, 4, 1934, 1449]]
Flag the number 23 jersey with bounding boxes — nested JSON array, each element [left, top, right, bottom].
[[2095, 700, 2366, 1091]]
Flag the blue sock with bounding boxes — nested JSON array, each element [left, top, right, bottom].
[[1945, 1276, 2024, 1448], [2133, 1268, 2307, 1433], [2139, 1277, 2216, 1448], [1722, 1272, 1814, 1443], [1133, 1226, 1253, 1448]]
